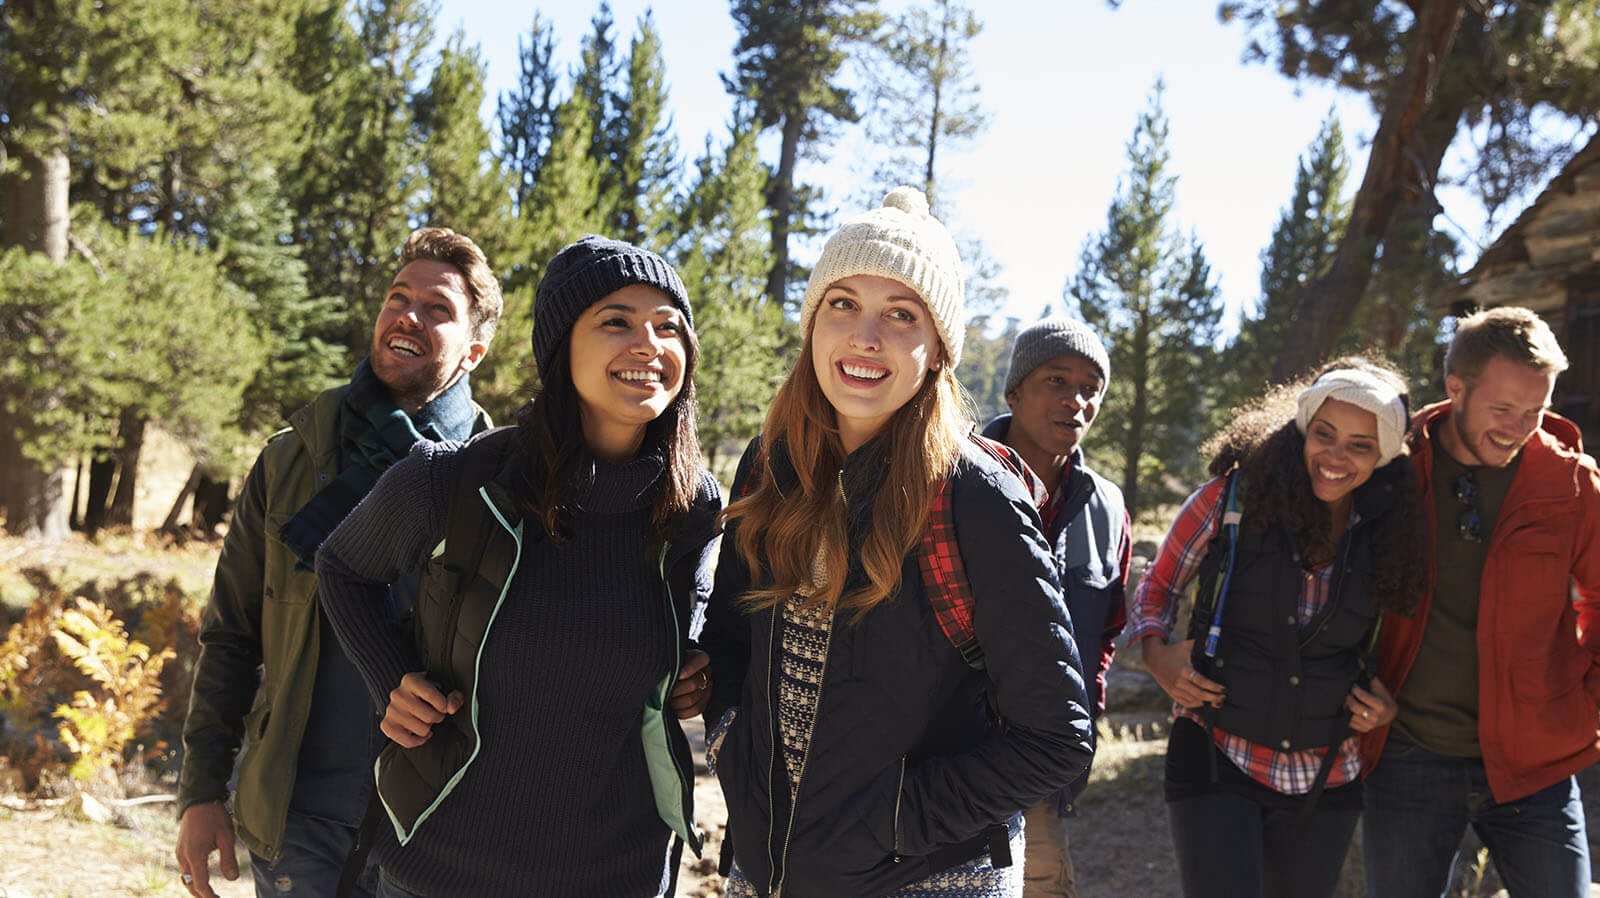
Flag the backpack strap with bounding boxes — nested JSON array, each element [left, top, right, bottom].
[[428, 428, 520, 680], [916, 432, 1049, 671], [918, 477, 985, 669], [1194, 471, 1245, 661]]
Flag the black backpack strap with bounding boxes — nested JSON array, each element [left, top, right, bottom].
[[1189, 470, 1244, 665], [428, 428, 520, 684], [334, 788, 385, 898]]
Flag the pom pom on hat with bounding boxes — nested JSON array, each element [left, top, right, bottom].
[[799, 186, 967, 367]]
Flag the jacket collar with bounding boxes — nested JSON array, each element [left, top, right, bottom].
[[1410, 400, 1586, 506]]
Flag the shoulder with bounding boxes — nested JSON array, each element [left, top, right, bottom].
[[261, 386, 347, 463], [1079, 462, 1124, 506], [950, 443, 1038, 522]]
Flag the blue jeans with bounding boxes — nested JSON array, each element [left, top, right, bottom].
[[1167, 788, 1359, 898], [249, 810, 377, 898], [1362, 733, 1590, 898]]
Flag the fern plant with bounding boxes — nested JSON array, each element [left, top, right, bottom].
[[49, 599, 173, 786]]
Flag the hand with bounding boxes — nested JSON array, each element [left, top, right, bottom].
[[1345, 676, 1397, 733], [383, 672, 465, 748], [1142, 636, 1225, 710], [670, 649, 712, 719], [174, 801, 238, 898]]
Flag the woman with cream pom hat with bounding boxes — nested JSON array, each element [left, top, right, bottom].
[[699, 187, 1094, 897]]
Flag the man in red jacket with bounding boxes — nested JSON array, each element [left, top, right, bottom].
[[1360, 306, 1600, 898]]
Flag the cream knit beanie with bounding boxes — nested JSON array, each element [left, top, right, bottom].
[[1295, 368, 1410, 465], [799, 186, 967, 367]]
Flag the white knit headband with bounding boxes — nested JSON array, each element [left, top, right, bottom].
[[1294, 369, 1409, 465]]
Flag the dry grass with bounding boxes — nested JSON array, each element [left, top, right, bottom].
[[2, 527, 1599, 897]]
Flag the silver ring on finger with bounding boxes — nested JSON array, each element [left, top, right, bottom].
[[182, 873, 194, 884]]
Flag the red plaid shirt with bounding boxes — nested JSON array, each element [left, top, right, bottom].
[[1129, 478, 1361, 794]]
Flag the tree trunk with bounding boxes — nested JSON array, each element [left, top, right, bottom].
[[1272, 0, 1466, 381], [0, 132, 73, 541], [767, 112, 804, 309], [106, 409, 146, 528], [84, 451, 116, 538], [161, 465, 203, 536], [192, 472, 232, 536]]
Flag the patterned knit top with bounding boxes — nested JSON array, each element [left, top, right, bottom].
[[724, 545, 1025, 898]]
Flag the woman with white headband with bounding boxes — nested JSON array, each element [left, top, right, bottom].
[[1129, 355, 1427, 898]]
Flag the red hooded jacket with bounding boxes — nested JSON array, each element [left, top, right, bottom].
[[1360, 401, 1600, 802]]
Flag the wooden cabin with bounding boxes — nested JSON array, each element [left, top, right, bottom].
[[1438, 133, 1600, 447]]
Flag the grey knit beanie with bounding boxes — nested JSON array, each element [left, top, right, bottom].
[[1004, 316, 1111, 395], [532, 235, 692, 380]]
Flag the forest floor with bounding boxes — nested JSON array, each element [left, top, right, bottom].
[[2, 530, 1597, 897]]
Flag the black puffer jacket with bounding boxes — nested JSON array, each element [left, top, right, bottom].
[[701, 436, 1094, 898]]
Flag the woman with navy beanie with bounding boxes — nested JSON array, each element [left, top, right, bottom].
[[318, 235, 721, 897]]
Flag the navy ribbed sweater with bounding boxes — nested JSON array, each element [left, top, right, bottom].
[[317, 439, 716, 897]]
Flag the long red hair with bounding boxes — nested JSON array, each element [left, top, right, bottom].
[[723, 326, 971, 619]]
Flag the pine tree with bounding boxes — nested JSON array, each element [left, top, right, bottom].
[[573, 1, 625, 223], [674, 112, 789, 471], [1218, 1, 1600, 378], [0, 224, 266, 531], [1226, 113, 1350, 410], [610, 11, 681, 246], [1068, 84, 1224, 519], [414, 33, 519, 268], [864, 0, 988, 211], [0, 0, 308, 537], [725, 0, 884, 308], [496, 13, 561, 218], [472, 91, 606, 418], [287, 0, 435, 349]]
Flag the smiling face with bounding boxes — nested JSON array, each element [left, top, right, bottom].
[[809, 274, 944, 453], [1005, 353, 1104, 469], [1441, 354, 1557, 468], [1302, 398, 1383, 515], [567, 284, 688, 462], [369, 259, 488, 413]]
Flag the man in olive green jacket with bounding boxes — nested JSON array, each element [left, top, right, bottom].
[[174, 228, 502, 898]]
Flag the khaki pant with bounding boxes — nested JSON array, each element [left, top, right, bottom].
[[1022, 798, 1079, 898]]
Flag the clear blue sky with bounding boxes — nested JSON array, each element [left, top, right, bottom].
[[440, 0, 1514, 331]]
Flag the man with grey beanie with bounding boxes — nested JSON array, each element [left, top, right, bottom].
[[980, 316, 1130, 898]]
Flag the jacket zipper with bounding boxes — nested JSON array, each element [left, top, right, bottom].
[[767, 469, 847, 894], [763, 610, 781, 895], [658, 542, 699, 851], [891, 755, 907, 861]]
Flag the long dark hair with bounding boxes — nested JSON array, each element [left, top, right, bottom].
[[1202, 355, 1423, 616], [512, 322, 703, 544]]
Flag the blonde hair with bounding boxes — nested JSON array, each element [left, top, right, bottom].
[[1445, 306, 1568, 381], [724, 327, 971, 619]]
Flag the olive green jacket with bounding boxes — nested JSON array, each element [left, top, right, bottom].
[[177, 386, 487, 860]]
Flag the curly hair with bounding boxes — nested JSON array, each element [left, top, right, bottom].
[[1203, 355, 1424, 616]]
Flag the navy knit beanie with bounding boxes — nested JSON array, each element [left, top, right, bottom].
[[532, 235, 692, 380]]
